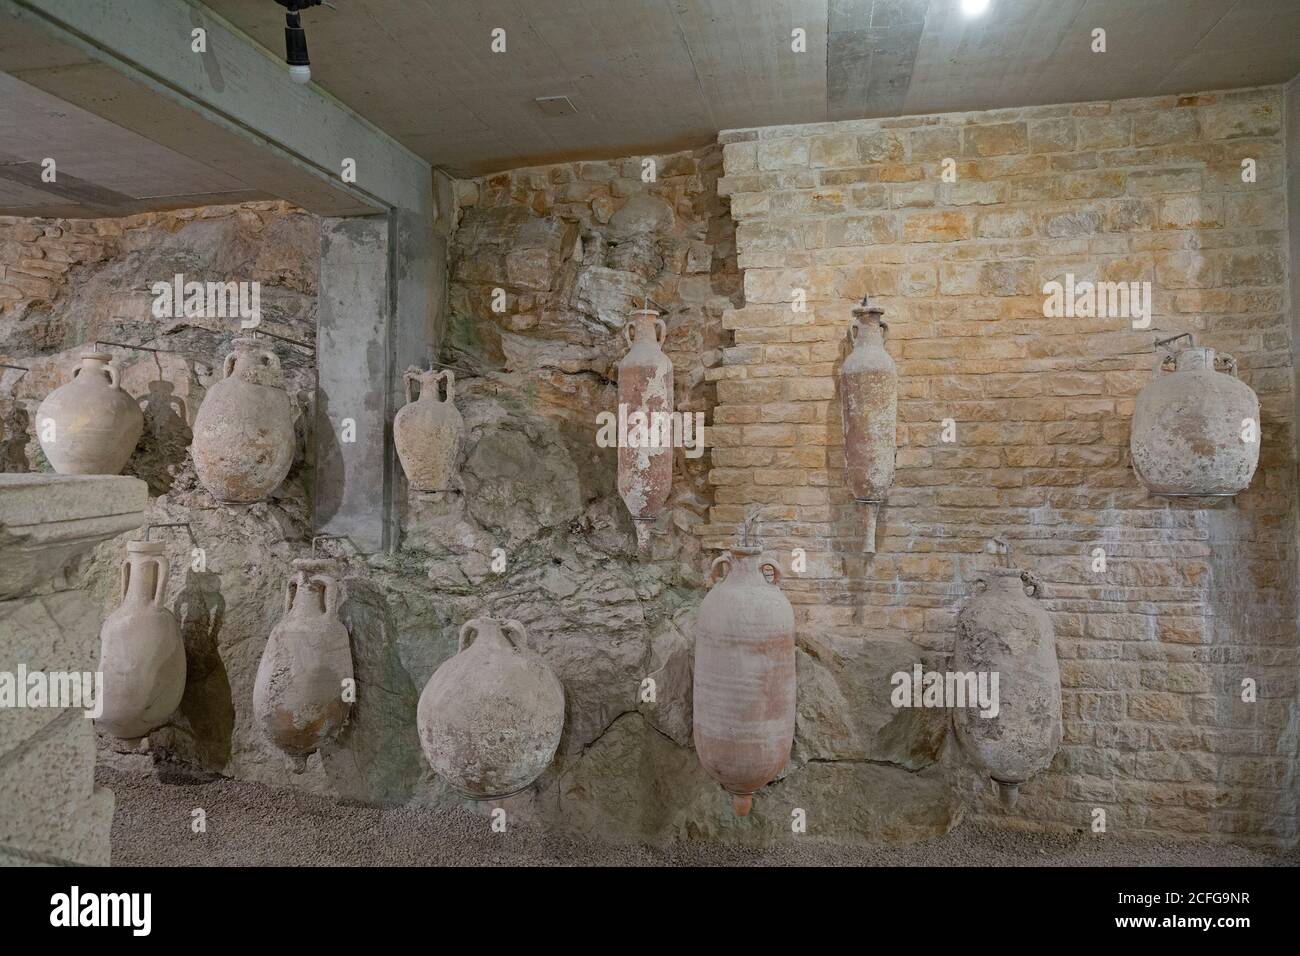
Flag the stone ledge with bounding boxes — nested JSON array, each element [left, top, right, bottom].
[[0, 474, 147, 599]]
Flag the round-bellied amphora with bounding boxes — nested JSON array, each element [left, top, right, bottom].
[[37, 353, 143, 475], [839, 297, 896, 553], [253, 558, 354, 756], [416, 617, 565, 799], [394, 366, 464, 493], [192, 337, 295, 503], [952, 550, 1061, 808], [1131, 343, 1260, 496], [693, 518, 796, 816], [616, 308, 674, 553], [96, 540, 186, 740]]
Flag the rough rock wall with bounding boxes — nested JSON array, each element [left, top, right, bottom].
[[384, 145, 958, 840], [4, 86, 1294, 846], [709, 86, 1299, 843], [1, 154, 953, 845], [0, 204, 358, 801], [376, 145, 937, 841]]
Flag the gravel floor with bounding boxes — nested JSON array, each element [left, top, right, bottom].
[[100, 760, 1300, 867]]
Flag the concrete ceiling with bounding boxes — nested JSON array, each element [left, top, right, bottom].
[[2, 0, 1299, 220], [202, 0, 1300, 177], [0, 73, 274, 218]]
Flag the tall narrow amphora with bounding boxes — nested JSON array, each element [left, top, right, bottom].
[[692, 517, 796, 816], [839, 297, 896, 552], [617, 308, 674, 552]]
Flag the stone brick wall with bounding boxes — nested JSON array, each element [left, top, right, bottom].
[[707, 86, 1298, 843]]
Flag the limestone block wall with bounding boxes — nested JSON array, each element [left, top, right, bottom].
[[707, 87, 1299, 842]]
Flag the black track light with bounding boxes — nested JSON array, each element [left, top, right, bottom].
[[274, 0, 325, 84]]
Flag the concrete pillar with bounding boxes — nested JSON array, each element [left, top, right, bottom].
[[315, 217, 391, 553], [0, 474, 147, 866], [1286, 74, 1300, 608], [1287, 74, 1300, 471]]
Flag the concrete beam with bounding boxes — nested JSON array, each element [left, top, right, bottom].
[[0, 71, 273, 217], [0, 0, 435, 217]]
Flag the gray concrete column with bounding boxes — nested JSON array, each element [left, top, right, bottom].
[[315, 216, 392, 553]]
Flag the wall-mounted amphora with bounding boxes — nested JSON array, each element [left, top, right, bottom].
[[1131, 344, 1260, 496], [416, 617, 565, 799], [96, 540, 185, 740], [617, 308, 674, 552], [693, 518, 795, 816], [253, 558, 353, 755], [394, 366, 464, 493], [839, 297, 896, 553], [36, 353, 143, 475], [192, 338, 295, 503]]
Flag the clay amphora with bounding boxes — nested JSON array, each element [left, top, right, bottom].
[[192, 338, 295, 503], [617, 309, 674, 552], [1131, 346, 1260, 496], [253, 559, 353, 755], [394, 367, 464, 492], [953, 566, 1061, 807], [97, 541, 186, 740], [416, 617, 565, 799], [839, 298, 896, 552], [693, 534, 795, 816], [37, 353, 143, 475]]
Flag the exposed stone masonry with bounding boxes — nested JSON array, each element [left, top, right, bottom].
[[707, 87, 1298, 842], [1, 86, 1297, 847]]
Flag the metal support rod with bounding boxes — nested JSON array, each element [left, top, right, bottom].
[[310, 533, 355, 556], [739, 507, 762, 549], [252, 328, 315, 352], [1153, 331, 1194, 350], [94, 340, 181, 356], [639, 293, 669, 314], [142, 521, 196, 544], [416, 352, 475, 376]]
